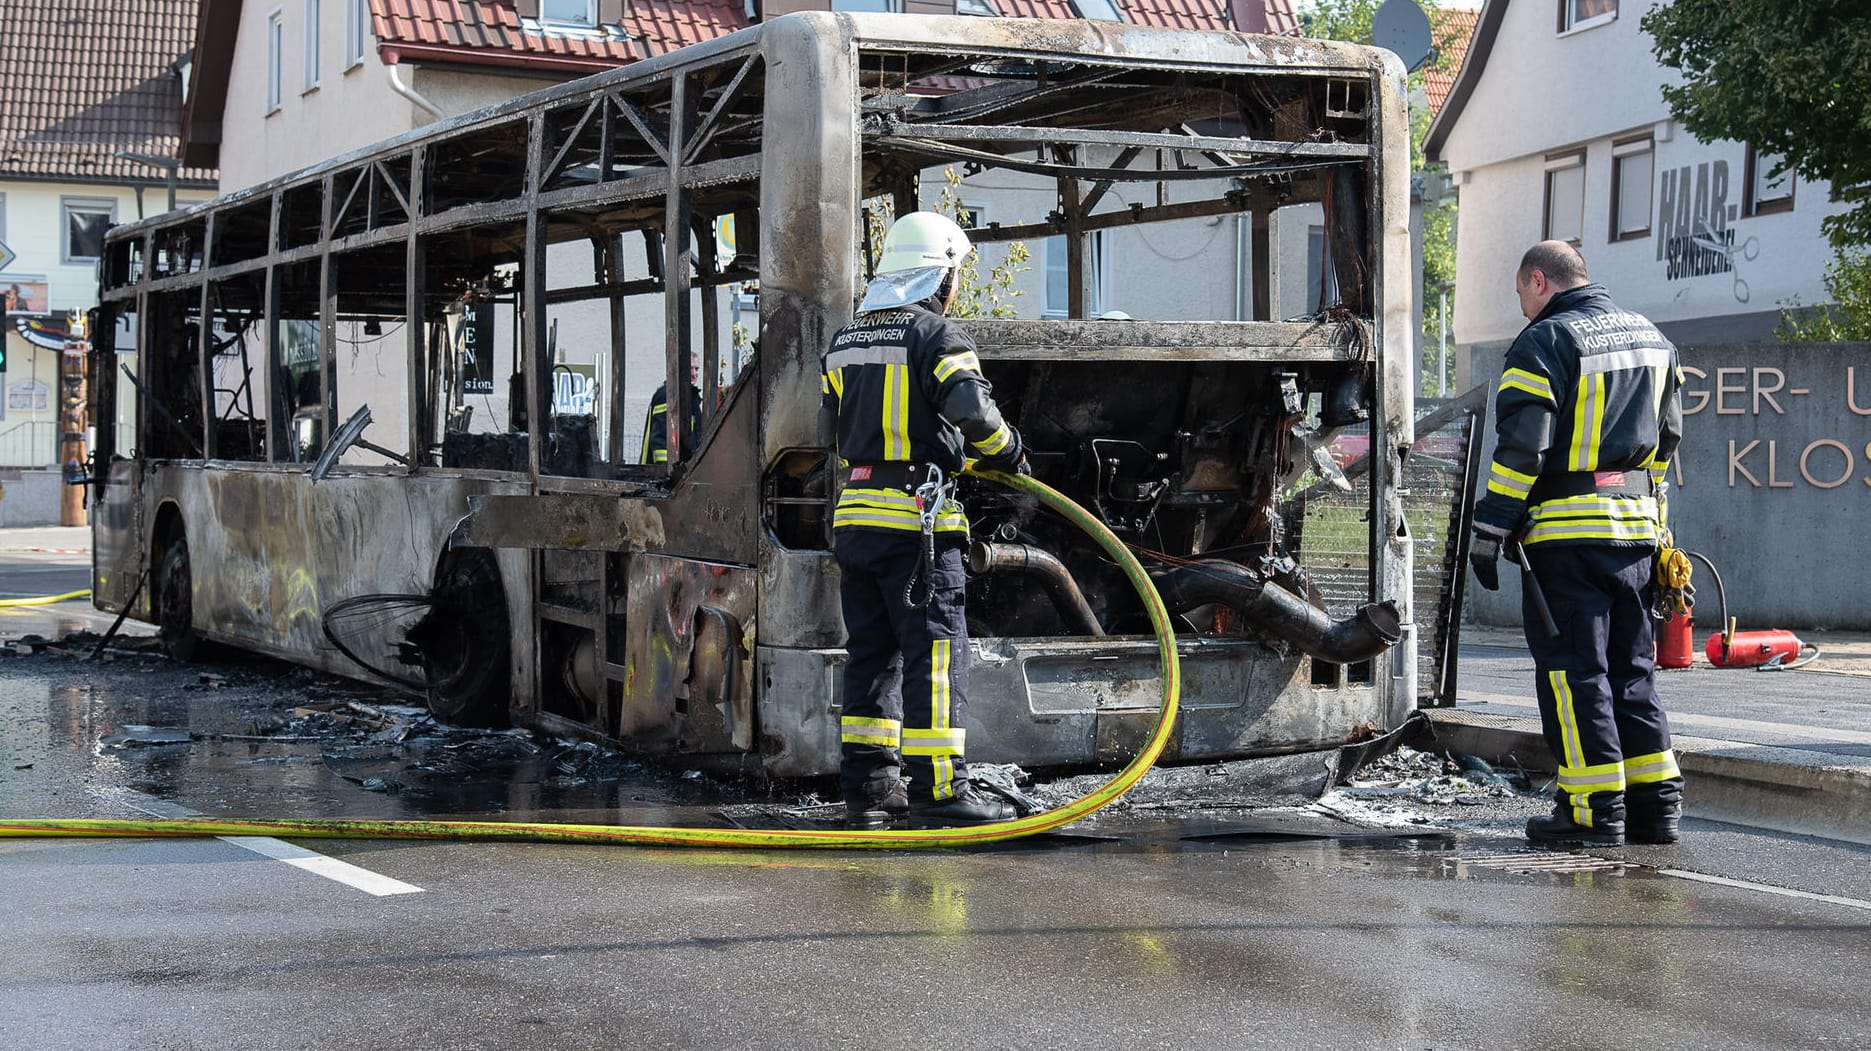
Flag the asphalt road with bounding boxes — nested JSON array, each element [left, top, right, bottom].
[[2, 556, 1869, 1049]]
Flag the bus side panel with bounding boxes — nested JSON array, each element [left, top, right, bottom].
[[146, 466, 530, 680], [621, 554, 758, 756], [91, 458, 143, 614], [755, 639, 1394, 778]]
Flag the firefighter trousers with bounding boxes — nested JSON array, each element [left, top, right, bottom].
[[1522, 544, 1683, 828], [835, 528, 974, 803]]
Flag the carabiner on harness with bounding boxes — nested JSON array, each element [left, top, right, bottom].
[[902, 465, 957, 610]]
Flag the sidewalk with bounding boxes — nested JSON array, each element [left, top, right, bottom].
[[1431, 624, 1871, 845], [0, 526, 90, 554]]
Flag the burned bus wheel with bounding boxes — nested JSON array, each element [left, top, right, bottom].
[[418, 548, 511, 728], [154, 532, 198, 662]]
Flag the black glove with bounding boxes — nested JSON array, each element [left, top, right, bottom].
[[1470, 535, 1501, 592], [976, 430, 1030, 475]]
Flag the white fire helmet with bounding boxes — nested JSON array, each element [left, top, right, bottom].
[[877, 211, 973, 275]]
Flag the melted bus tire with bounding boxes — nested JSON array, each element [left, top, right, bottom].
[[415, 548, 511, 729], [154, 531, 197, 663]]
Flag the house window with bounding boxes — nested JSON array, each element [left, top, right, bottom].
[[266, 10, 283, 112], [1559, 0, 1616, 33], [1073, 0, 1124, 21], [957, 0, 998, 13], [0, 193, 7, 242], [345, 0, 368, 66], [541, 0, 597, 25], [303, 0, 322, 92], [1745, 145, 1795, 216], [1610, 135, 1653, 241], [831, 0, 903, 10], [1044, 234, 1108, 317], [8, 380, 50, 412], [1543, 150, 1586, 244], [61, 197, 116, 264]]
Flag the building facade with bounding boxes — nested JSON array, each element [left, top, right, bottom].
[[0, 1, 217, 504], [1425, 0, 1847, 371]]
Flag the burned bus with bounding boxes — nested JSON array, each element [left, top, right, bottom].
[[88, 13, 1473, 777]]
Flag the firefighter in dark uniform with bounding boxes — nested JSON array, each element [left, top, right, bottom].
[[641, 356, 703, 465], [822, 211, 1029, 828], [1470, 240, 1686, 847]]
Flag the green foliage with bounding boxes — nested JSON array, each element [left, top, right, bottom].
[[1644, 0, 1871, 250], [1303, 1, 1464, 393], [1776, 251, 1871, 341]]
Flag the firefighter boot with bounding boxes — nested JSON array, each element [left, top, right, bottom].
[[844, 776, 909, 829], [1626, 779, 1684, 844], [907, 781, 1015, 827], [1526, 796, 1626, 848]]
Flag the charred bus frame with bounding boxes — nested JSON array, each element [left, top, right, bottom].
[[90, 14, 1462, 776]]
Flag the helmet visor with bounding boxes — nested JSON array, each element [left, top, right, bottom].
[[858, 265, 949, 313]]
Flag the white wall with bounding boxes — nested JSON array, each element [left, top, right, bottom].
[[1440, 0, 1847, 350], [217, 3, 575, 190]]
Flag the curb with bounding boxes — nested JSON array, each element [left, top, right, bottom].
[[1425, 708, 1871, 847]]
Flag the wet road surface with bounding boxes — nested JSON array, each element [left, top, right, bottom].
[[1, 570, 1868, 1047]]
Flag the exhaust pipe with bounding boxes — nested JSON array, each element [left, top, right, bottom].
[[1149, 559, 1401, 663], [967, 541, 1105, 636]]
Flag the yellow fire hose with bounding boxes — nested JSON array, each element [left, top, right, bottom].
[[0, 469, 1180, 849], [0, 588, 92, 607]]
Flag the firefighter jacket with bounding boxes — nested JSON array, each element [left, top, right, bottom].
[[1475, 283, 1683, 549], [641, 382, 701, 464], [820, 301, 1020, 534]]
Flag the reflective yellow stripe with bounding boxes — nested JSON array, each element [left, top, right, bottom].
[[828, 366, 845, 399], [1625, 750, 1681, 784], [902, 729, 965, 756], [835, 488, 969, 532], [931, 639, 951, 731], [1524, 494, 1660, 545], [933, 350, 981, 382], [973, 423, 1012, 456], [1500, 367, 1554, 403], [1551, 670, 1584, 772], [1487, 461, 1537, 500], [841, 715, 902, 748], [1557, 761, 1627, 794], [882, 363, 910, 460], [1571, 373, 1606, 470]]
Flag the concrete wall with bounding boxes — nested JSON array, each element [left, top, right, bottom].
[[1467, 340, 1871, 631], [0, 469, 64, 527]]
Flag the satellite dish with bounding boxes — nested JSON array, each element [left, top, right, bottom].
[[1372, 0, 1435, 73]]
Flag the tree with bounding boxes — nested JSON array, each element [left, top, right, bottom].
[[1302, 0, 1465, 393], [1776, 251, 1871, 341], [1644, 0, 1871, 251]]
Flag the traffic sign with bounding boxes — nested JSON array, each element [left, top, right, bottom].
[[0, 240, 15, 271]]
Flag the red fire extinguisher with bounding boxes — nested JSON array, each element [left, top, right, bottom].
[[1656, 609, 1695, 669], [1705, 619, 1814, 669]]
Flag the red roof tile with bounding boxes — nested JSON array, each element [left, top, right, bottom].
[[0, 0, 216, 185], [1423, 5, 1478, 116], [368, 1, 1302, 69]]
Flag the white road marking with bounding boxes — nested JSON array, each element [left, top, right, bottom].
[[1461, 691, 1871, 747], [1657, 868, 1871, 913], [112, 791, 424, 897], [218, 836, 422, 897]]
